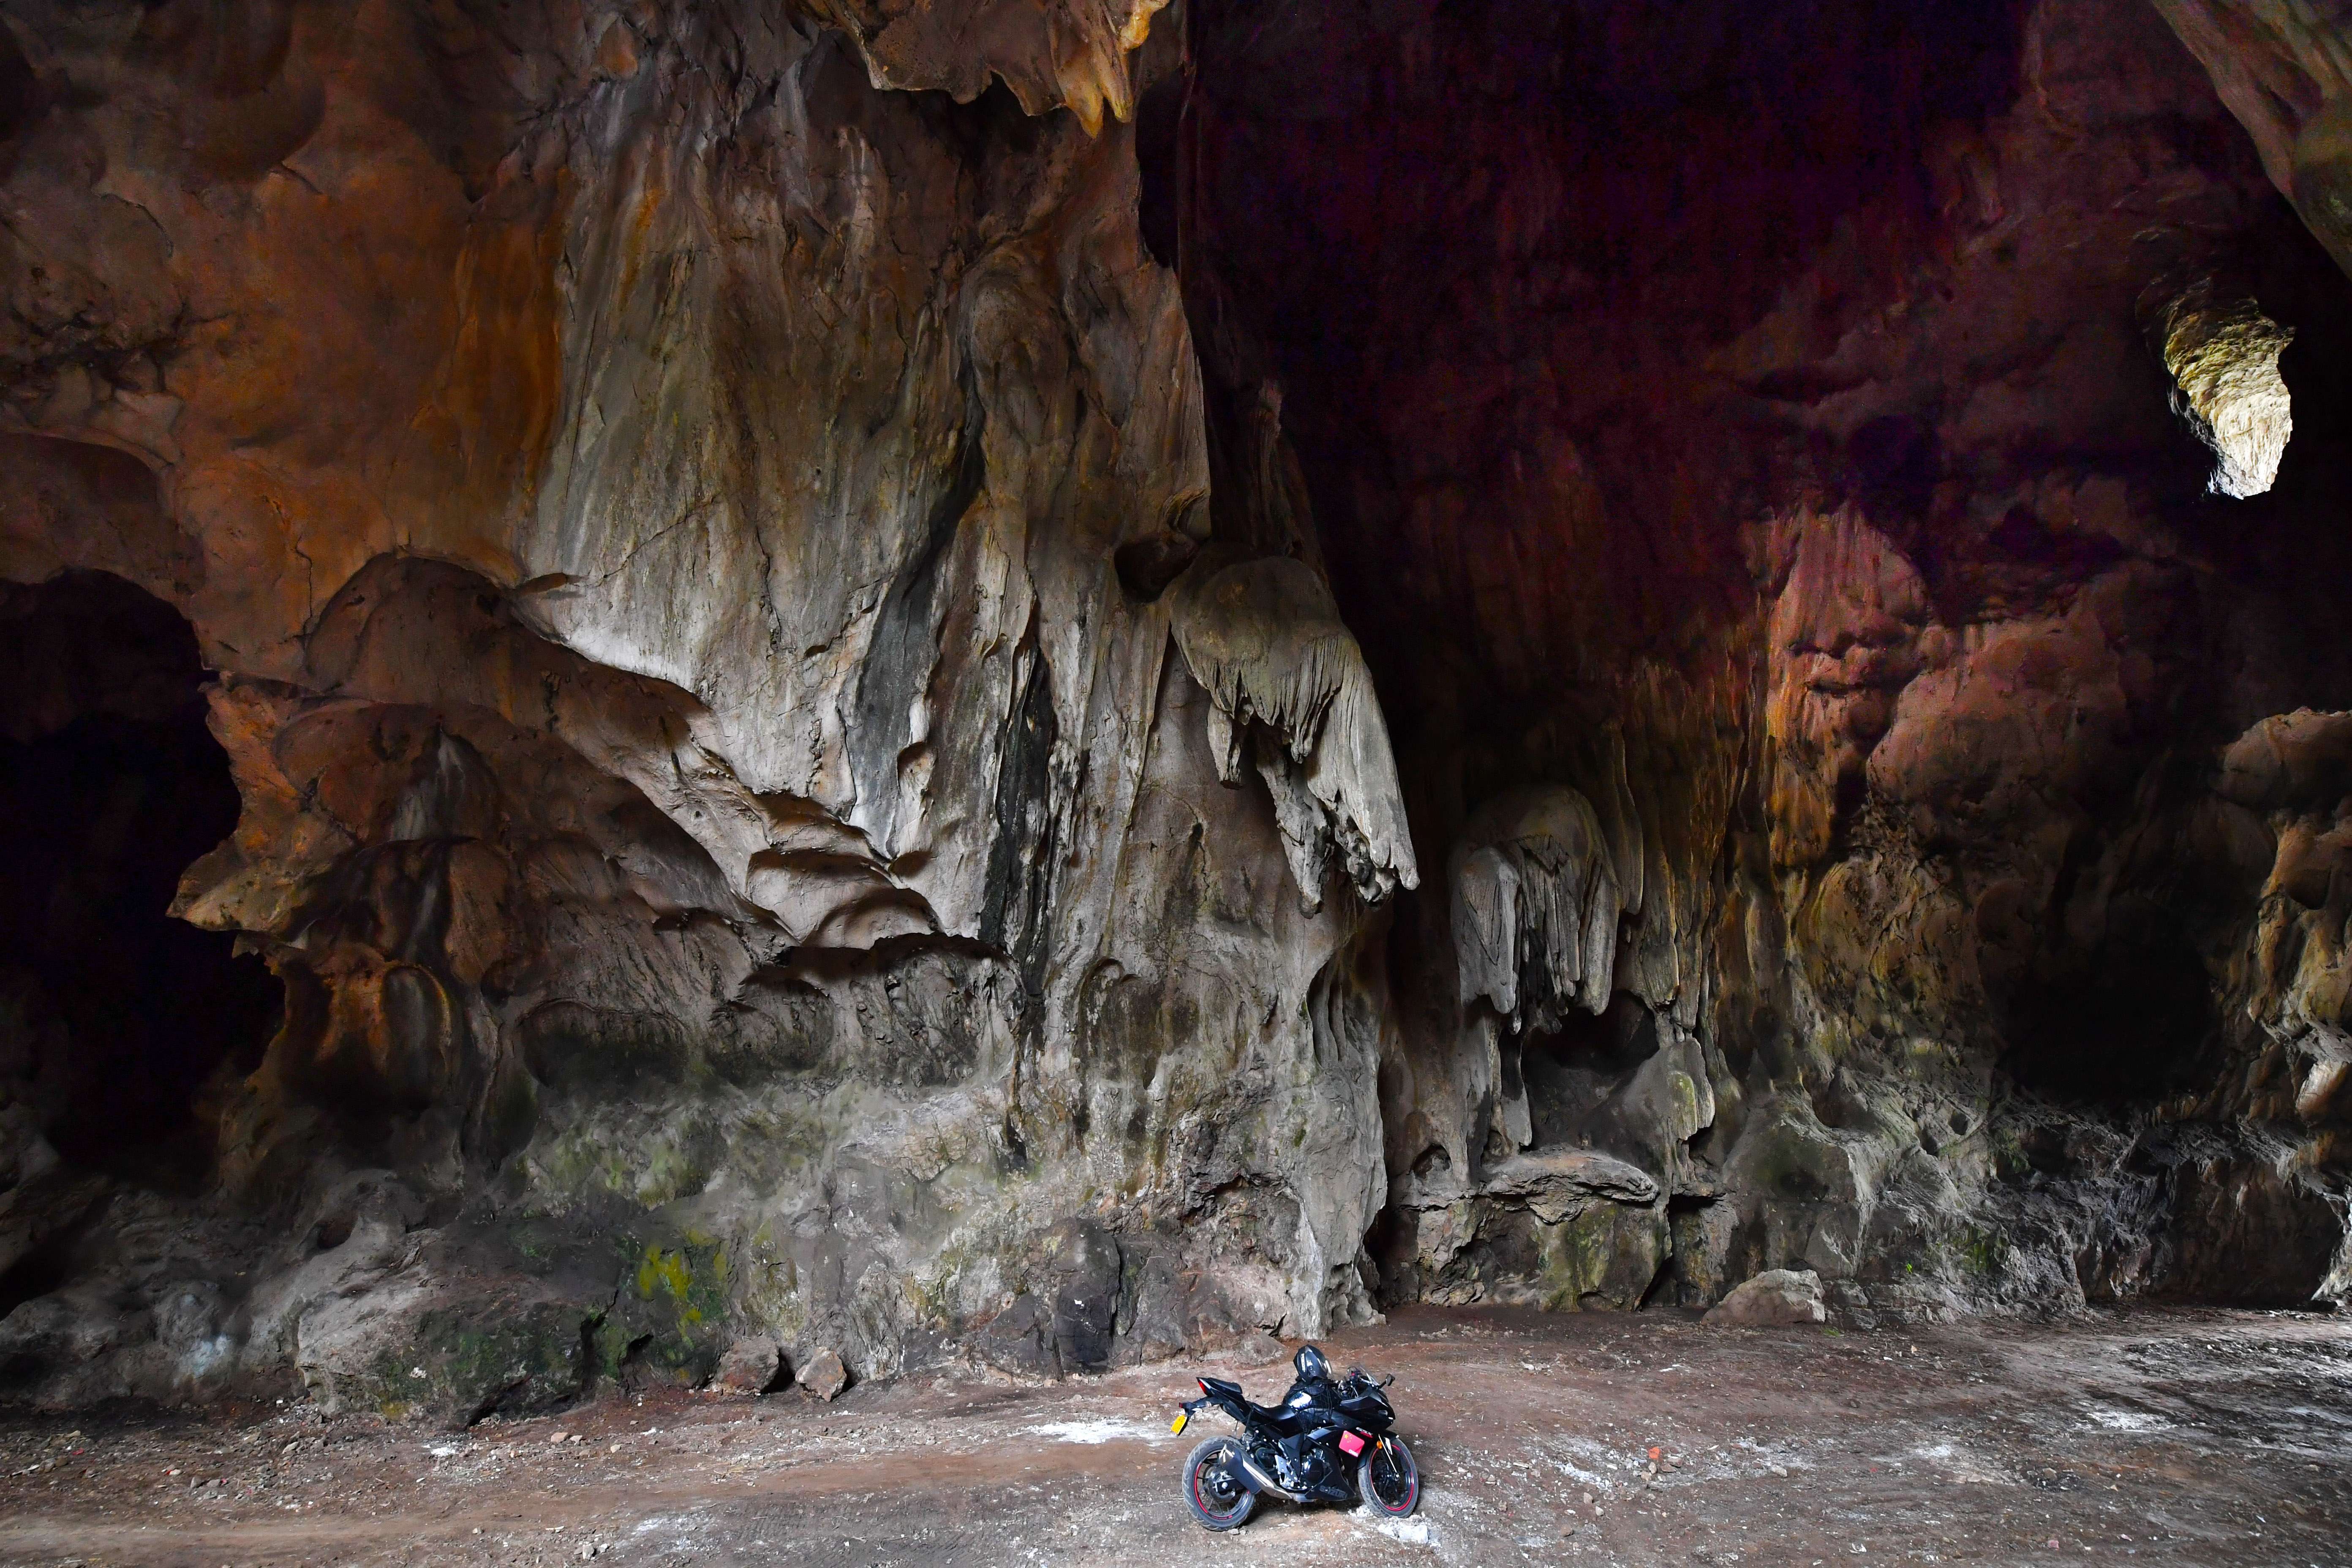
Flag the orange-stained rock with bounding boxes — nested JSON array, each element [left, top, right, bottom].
[[5, 0, 2352, 1422], [0, 0, 1408, 1417]]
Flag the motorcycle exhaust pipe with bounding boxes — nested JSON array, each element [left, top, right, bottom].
[[1232, 1450, 1309, 1504]]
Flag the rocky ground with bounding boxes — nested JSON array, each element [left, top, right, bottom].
[[0, 1304, 2344, 1568]]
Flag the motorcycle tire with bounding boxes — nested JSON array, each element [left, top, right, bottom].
[[1182, 1436, 1258, 1530], [1358, 1435, 1420, 1517]]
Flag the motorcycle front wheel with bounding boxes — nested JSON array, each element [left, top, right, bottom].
[[1358, 1435, 1420, 1517], [1182, 1436, 1258, 1531]]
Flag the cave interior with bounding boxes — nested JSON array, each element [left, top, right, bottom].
[[0, 0, 2349, 1417]]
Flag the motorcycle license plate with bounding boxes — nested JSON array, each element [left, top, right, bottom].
[[1171, 1412, 1189, 1435], [1338, 1430, 1367, 1457]]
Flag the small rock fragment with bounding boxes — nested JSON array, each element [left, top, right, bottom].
[[798, 1347, 849, 1402]]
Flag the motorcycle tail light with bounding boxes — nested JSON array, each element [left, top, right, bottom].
[[1197, 1378, 1209, 1392]]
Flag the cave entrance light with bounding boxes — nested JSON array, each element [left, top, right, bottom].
[[2161, 286, 2295, 498]]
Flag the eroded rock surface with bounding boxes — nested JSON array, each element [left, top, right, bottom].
[[2, 0, 2351, 1423], [0, 0, 1396, 1417], [1187, 0, 2352, 1323]]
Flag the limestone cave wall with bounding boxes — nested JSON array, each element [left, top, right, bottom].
[[1179, 0, 2352, 1320], [0, 0, 2347, 1420]]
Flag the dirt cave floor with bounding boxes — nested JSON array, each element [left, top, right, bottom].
[[0, 1305, 2347, 1568]]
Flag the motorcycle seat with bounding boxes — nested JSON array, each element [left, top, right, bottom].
[[1198, 1375, 1323, 1429]]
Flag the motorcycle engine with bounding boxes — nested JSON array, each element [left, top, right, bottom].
[[1277, 1435, 1330, 1490]]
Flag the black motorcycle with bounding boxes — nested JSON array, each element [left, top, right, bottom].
[[1171, 1344, 1421, 1530]]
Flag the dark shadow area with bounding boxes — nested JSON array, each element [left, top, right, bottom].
[[1521, 992, 1658, 1150], [0, 571, 278, 1181], [1182, 0, 2037, 694], [2002, 931, 2222, 1106], [1134, 73, 1182, 270]]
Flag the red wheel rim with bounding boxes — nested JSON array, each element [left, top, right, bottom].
[[1371, 1440, 1417, 1511], [1192, 1445, 1246, 1519]]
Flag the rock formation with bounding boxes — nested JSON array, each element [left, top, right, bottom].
[[1184, 0, 2352, 1320], [0, 0, 2349, 1422], [1168, 548, 1417, 911], [0, 0, 1390, 1418]]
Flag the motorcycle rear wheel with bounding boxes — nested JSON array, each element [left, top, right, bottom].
[[1358, 1435, 1420, 1517], [1182, 1436, 1258, 1531]]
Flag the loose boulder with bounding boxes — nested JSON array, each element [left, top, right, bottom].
[[1704, 1269, 1829, 1327], [797, 1347, 849, 1402], [710, 1337, 786, 1396]]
